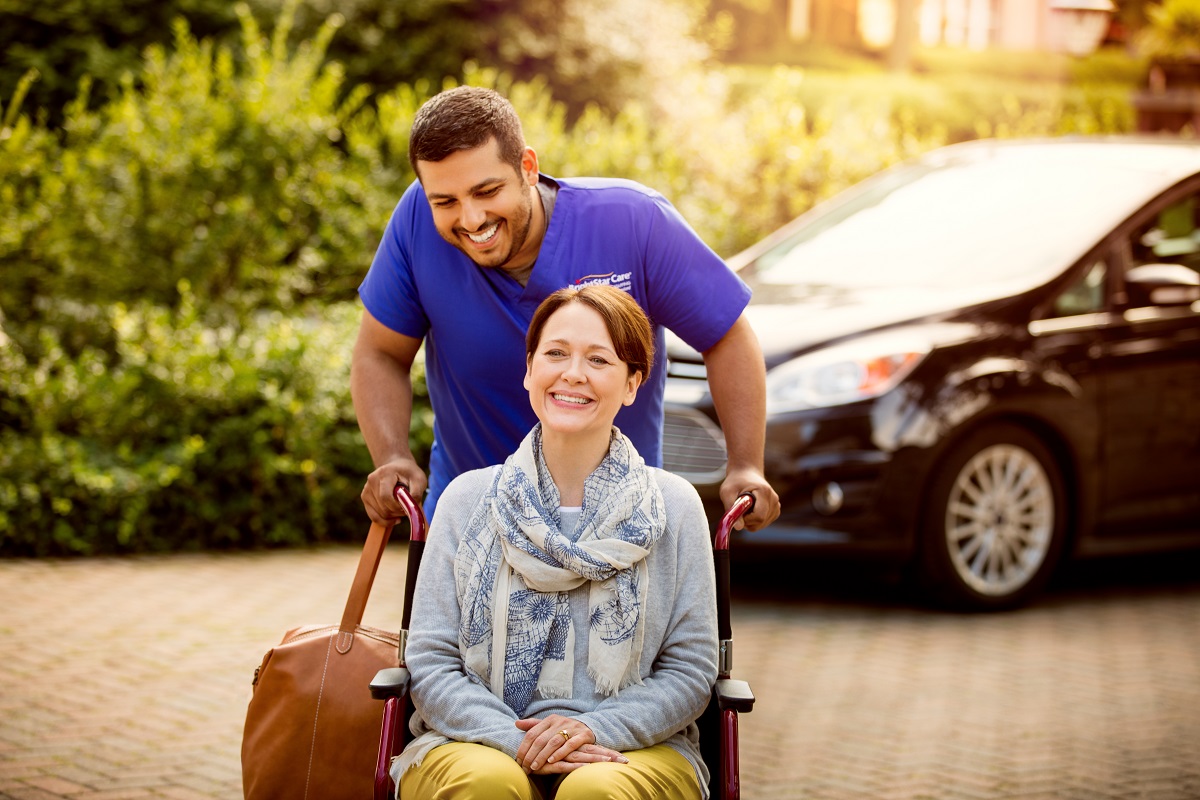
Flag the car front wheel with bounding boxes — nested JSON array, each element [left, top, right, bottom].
[[918, 423, 1068, 610]]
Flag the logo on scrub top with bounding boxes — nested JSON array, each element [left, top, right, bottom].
[[573, 272, 632, 292]]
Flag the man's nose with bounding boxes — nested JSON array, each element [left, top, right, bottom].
[[460, 199, 487, 231]]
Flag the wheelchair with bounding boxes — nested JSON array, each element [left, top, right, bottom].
[[370, 486, 756, 800]]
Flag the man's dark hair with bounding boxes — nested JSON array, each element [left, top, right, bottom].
[[408, 86, 526, 178]]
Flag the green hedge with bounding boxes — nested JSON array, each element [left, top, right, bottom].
[[0, 292, 432, 556], [0, 14, 1140, 556]]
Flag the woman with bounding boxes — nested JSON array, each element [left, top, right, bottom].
[[393, 284, 718, 800]]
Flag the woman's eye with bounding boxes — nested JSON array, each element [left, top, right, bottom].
[[590, 356, 611, 366]]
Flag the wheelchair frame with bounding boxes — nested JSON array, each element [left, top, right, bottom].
[[370, 485, 756, 800]]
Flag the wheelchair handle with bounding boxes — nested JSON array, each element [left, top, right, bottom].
[[393, 483, 427, 542], [714, 492, 755, 552], [394, 484, 427, 638]]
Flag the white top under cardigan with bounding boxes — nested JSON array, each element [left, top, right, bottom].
[[399, 465, 719, 796]]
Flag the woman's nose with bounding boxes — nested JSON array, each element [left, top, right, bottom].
[[562, 357, 586, 383]]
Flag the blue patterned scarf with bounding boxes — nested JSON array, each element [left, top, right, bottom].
[[454, 424, 665, 715]]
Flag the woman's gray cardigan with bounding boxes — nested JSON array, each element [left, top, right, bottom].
[[401, 464, 719, 795]]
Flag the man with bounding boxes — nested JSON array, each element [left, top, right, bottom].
[[352, 86, 779, 531]]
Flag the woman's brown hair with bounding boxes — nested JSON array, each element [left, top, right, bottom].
[[526, 285, 654, 380]]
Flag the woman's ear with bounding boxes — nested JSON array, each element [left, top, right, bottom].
[[523, 356, 533, 390], [623, 370, 643, 406]]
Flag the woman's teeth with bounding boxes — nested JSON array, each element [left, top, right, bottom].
[[553, 394, 591, 405]]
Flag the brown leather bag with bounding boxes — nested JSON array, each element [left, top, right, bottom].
[[241, 520, 400, 800]]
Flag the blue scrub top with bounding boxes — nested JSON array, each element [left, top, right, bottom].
[[359, 175, 750, 517]]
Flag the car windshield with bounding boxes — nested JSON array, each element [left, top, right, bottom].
[[741, 146, 1179, 293]]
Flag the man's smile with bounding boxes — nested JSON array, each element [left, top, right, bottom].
[[466, 221, 500, 244]]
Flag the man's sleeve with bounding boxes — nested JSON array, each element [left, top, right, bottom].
[[358, 181, 432, 340], [639, 193, 751, 353]]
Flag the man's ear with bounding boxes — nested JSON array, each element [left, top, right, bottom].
[[521, 147, 539, 185]]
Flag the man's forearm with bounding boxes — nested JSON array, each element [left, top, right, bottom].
[[703, 317, 767, 473], [350, 351, 416, 467]]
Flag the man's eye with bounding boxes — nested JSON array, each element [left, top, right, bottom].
[[478, 187, 501, 198]]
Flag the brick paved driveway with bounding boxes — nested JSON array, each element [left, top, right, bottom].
[[2, 545, 1198, 799]]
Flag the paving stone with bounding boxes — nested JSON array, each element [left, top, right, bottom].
[[3, 547, 1199, 799]]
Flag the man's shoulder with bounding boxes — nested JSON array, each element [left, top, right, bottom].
[[554, 176, 665, 203]]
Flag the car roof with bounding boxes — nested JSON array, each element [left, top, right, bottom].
[[928, 135, 1200, 182]]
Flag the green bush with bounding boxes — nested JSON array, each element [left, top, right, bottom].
[[0, 292, 433, 556], [0, 8, 402, 349], [722, 64, 1136, 149]]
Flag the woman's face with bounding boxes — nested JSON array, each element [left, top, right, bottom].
[[524, 302, 642, 438]]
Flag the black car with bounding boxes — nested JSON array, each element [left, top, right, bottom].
[[664, 136, 1200, 610]]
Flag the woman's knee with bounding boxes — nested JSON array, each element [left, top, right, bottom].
[[555, 763, 631, 800], [554, 745, 700, 800], [400, 742, 536, 800]]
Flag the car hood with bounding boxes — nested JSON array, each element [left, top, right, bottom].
[[669, 280, 1008, 364]]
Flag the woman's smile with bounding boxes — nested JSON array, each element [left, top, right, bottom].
[[550, 392, 593, 406]]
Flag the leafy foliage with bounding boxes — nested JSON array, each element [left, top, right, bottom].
[[0, 0, 243, 126], [1138, 0, 1200, 60], [0, 294, 414, 555], [1, 8, 401, 354], [0, 11, 1140, 556]]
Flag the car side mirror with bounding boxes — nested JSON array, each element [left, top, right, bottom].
[[1125, 264, 1200, 307]]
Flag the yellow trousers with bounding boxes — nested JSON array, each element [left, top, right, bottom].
[[398, 740, 702, 800]]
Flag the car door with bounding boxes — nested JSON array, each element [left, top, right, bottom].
[[1096, 180, 1200, 540]]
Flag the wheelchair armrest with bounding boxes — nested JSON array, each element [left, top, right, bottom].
[[370, 667, 411, 701], [715, 678, 755, 713]]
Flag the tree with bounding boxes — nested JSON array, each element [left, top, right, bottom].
[[2, 0, 717, 126], [888, 0, 918, 72]]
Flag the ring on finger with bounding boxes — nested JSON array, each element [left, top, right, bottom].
[[559, 729, 570, 742]]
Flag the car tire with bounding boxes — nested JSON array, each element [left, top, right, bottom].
[[917, 422, 1068, 611]]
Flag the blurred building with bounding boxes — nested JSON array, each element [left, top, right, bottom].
[[785, 0, 1106, 53]]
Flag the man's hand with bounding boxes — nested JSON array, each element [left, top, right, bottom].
[[720, 466, 780, 532], [360, 457, 427, 523]]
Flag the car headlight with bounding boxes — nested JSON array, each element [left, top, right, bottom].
[[766, 337, 929, 412]]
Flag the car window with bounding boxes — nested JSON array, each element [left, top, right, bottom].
[[1049, 260, 1107, 317], [1130, 194, 1200, 278], [738, 149, 1196, 300]]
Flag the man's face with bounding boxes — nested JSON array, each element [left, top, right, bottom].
[[417, 138, 541, 272]]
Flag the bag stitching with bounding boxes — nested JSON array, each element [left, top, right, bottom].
[[303, 634, 335, 800]]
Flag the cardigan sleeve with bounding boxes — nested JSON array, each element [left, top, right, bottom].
[[405, 470, 527, 758]]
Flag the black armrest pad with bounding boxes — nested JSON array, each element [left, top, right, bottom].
[[715, 678, 755, 713], [370, 667, 411, 700]]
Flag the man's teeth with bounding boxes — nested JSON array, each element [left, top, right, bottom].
[[553, 394, 591, 405], [468, 223, 499, 243]]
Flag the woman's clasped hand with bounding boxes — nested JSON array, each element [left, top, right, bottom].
[[513, 714, 629, 773]]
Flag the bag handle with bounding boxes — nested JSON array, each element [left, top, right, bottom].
[[336, 485, 426, 653]]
